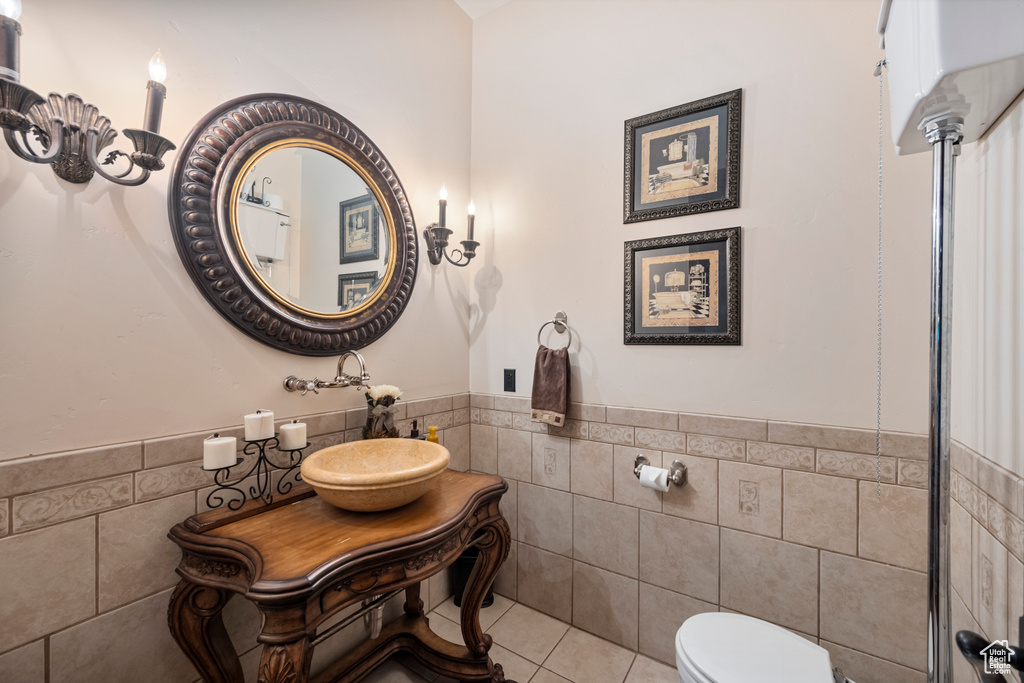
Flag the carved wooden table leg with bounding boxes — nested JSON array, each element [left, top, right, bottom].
[[460, 517, 512, 681], [168, 580, 244, 683], [257, 605, 313, 683], [257, 642, 312, 683]]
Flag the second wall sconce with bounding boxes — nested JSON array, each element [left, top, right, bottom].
[[0, 0, 175, 187], [423, 186, 480, 267]]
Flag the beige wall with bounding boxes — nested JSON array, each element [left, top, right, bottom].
[[0, 0, 474, 461], [467, 0, 934, 433]]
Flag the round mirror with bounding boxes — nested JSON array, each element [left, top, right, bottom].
[[233, 144, 394, 316], [169, 94, 418, 355]]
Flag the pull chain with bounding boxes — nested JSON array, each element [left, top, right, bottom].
[[875, 59, 887, 501]]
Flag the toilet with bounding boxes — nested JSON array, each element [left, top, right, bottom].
[[675, 613, 845, 683]]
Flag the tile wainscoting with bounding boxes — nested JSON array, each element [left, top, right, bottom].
[[949, 440, 1024, 683], [0, 390, 1019, 683], [468, 393, 1024, 683], [0, 395, 470, 682]]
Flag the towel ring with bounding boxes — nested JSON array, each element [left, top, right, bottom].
[[537, 311, 573, 347]]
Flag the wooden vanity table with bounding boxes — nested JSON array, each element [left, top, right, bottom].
[[167, 470, 514, 683]]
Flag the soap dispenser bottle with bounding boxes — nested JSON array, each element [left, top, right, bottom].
[[427, 426, 439, 444], [408, 420, 426, 440]]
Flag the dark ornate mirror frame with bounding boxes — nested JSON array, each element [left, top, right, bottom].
[[168, 93, 418, 356]]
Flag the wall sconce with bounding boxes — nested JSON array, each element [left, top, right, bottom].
[[423, 186, 480, 267], [0, 0, 175, 186]]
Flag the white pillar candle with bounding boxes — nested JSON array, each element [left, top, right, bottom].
[[279, 420, 307, 450], [244, 409, 275, 441], [203, 434, 237, 470]]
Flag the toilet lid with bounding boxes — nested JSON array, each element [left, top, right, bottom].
[[676, 613, 834, 683]]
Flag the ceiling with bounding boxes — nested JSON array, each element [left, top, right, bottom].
[[453, 0, 512, 20]]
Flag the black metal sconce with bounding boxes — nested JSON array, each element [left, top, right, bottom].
[[0, 0, 175, 186], [423, 186, 479, 267]]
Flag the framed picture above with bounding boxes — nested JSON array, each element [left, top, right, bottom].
[[624, 89, 741, 223], [338, 270, 379, 311], [339, 194, 380, 264], [624, 227, 740, 345]]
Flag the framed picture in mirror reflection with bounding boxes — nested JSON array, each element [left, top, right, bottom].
[[338, 271, 379, 311], [340, 194, 380, 264]]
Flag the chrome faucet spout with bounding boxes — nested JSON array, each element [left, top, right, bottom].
[[283, 352, 371, 395], [336, 351, 370, 389]]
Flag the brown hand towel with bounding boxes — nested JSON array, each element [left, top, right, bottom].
[[531, 345, 570, 427]]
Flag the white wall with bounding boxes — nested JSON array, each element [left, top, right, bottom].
[[953, 93, 1024, 477], [0, 0, 474, 460], [468, 0, 934, 433]]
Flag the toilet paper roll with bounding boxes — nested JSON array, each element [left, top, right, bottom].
[[638, 464, 671, 492]]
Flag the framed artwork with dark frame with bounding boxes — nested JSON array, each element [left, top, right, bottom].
[[624, 227, 740, 345], [338, 271, 379, 310], [339, 194, 380, 264], [624, 89, 741, 223]]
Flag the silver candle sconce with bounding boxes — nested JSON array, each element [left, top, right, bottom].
[[423, 185, 480, 267], [0, 0, 175, 187]]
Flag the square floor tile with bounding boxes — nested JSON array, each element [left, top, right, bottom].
[[430, 593, 514, 631], [426, 613, 464, 644], [624, 655, 678, 683], [492, 643, 540, 683], [489, 603, 571, 664], [543, 628, 635, 683]]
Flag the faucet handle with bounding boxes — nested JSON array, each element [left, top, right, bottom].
[[305, 380, 320, 396]]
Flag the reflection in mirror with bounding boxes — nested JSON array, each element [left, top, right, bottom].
[[234, 145, 392, 316]]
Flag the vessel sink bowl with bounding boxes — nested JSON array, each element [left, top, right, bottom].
[[300, 439, 450, 512]]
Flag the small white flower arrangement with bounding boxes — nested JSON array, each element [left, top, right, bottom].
[[363, 384, 403, 439], [366, 384, 403, 403]]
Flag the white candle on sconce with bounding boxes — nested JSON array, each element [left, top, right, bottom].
[[244, 409, 275, 441], [438, 185, 447, 229], [467, 200, 475, 241], [143, 49, 167, 134], [0, 0, 23, 83], [279, 420, 307, 450], [203, 433, 237, 470]]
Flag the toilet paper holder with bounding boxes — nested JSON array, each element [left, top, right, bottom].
[[633, 455, 687, 488]]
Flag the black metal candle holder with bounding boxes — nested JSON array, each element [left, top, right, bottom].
[[204, 435, 310, 511]]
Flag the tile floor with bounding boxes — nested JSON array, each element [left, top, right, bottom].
[[362, 594, 677, 683]]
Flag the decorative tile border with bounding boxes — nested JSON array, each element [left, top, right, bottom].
[[13, 475, 133, 533], [746, 441, 814, 471]]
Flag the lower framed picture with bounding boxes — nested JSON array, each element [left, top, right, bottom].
[[624, 227, 740, 344], [338, 271, 379, 311]]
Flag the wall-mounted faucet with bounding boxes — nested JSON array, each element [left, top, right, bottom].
[[283, 351, 371, 395]]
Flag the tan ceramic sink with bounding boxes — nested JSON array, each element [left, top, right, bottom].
[[300, 439, 450, 512]]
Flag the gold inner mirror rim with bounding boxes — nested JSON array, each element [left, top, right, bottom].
[[229, 139, 398, 320]]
